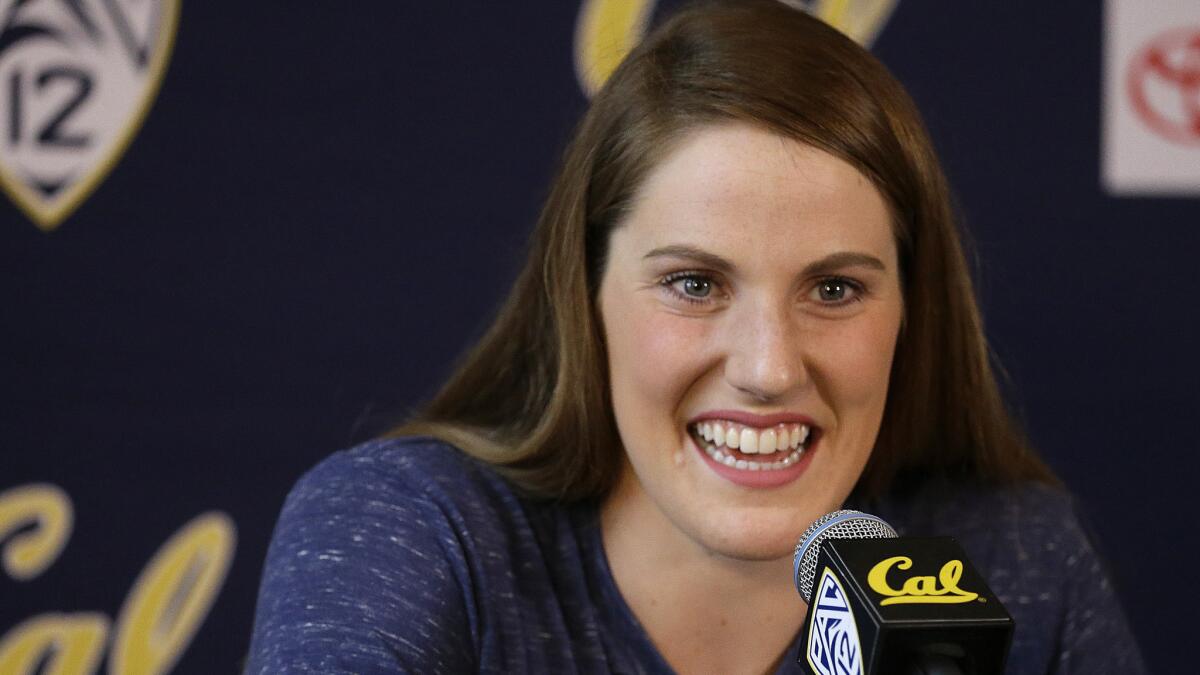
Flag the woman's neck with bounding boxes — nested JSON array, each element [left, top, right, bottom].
[[600, 473, 808, 675]]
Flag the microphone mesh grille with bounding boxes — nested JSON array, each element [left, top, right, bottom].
[[793, 509, 897, 602]]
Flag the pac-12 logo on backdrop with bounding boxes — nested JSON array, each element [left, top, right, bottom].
[[0, 0, 180, 231]]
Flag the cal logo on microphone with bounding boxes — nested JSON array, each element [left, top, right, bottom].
[[867, 556, 979, 606], [799, 538, 1013, 675]]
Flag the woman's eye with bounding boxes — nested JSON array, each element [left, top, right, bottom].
[[818, 279, 846, 301], [678, 276, 712, 298], [661, 273, 719, 304], [812, 277, 863, 305]]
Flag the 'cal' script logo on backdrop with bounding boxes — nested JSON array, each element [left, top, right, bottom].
[[0, 0, 180, 230], [574, 0, 898, 97]]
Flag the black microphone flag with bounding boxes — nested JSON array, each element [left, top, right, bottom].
[[793, 510, 1014, 675]]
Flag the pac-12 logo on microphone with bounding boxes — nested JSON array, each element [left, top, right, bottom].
[[806, 567, 864, 675], [0, 0, 180, 230]]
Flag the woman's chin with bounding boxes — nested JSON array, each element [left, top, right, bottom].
[[688, 512, 813, 563], [712, 539, 796, 562]]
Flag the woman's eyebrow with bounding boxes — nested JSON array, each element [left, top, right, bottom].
[[642, 245, 886, 276], [642, 245, 734, 273], [802, 251, 887, 276]]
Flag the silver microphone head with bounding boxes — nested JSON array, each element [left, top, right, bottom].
[[792, 509, 898, 602]]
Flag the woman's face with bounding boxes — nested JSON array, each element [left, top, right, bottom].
[[597, 123, 904, 561]]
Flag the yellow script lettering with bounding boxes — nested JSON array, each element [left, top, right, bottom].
[[571, 0, 899, 97], [574, 0, 657, 96], [109, 512, 235, 675], [0, 613, 108, 675], [804, 0, 898, 47], [867, 556, 979, 606], [0, 484, 73, 582]]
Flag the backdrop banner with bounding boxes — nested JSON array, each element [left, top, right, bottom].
[[2, 1, 1195, 672]]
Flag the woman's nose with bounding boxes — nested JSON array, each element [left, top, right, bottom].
[[722, 301, 807, 402]]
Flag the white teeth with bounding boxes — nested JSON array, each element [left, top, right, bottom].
[[692, 419, 813, 472], [691, 419, 814, 473], [760, 429, 776, 454], [740, 428, 757, 453], [693, 420, 812, 455], [701, 442, 804, 472]]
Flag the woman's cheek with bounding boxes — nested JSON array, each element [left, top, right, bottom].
[[625, 308, 712, 407], [805, 314, 900, 405]]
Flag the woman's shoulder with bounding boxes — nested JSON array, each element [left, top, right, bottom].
[[248, 436, 595, 672], [873, 478, 1093, 625], [876, 478, 1100, 582], [876, 477, 1077, 540], [874, 477, 1147, 673], [290, 435, 521, 512], [301, 434, 489, 483], [274, 435, 566, 573]]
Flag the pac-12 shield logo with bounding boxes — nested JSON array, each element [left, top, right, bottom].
[[806, 567, 864, 675], [0, 0, 180, 231]]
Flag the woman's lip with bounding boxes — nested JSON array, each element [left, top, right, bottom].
[[688, 410, 816, 428]]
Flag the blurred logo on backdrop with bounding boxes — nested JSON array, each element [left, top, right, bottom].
[[574, 0, 898, 96], [1103, 0, 1200, 196], [0, 0, 180, 231], [1127, 29, 1200, 147], [0, 484, 235, 674]]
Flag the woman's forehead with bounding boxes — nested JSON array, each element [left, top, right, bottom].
[[615, 124, 895, 264]]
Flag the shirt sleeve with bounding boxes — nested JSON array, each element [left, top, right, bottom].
[[245, 449, 478, 674], [1050, 503, 1147, 675]]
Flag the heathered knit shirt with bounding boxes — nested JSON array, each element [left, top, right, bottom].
[[246, 437, 1146, 674]]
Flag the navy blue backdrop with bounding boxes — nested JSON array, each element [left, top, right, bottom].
[[2, 1, 1195, 672]]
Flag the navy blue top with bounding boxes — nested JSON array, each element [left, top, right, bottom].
[[246, 437, 1146, 674]]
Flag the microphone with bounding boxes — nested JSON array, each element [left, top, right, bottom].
[[792, 510, 1014, 675]]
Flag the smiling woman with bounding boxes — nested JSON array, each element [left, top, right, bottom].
[[597, 125, 904, 553], [246, 1, 1146, 673], [595, 127, 906, 670]]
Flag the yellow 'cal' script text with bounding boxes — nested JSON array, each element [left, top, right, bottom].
[[866, 556, 979, 606]]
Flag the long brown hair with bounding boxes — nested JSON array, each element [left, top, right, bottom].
[[394, 0, 1055, 500]]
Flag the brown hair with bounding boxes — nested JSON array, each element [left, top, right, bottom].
[[394, 0, 1055, 500]]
